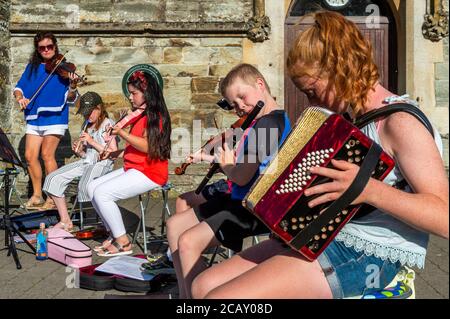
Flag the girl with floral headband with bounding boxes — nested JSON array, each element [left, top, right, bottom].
[[87, 70, 172, 257]]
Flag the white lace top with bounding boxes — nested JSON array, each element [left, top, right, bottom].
[[335, 97, 443, 269]]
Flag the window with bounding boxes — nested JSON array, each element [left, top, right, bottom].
[[290, 0, 391, 17]]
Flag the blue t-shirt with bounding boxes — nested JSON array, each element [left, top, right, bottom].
[[231, 110, 291, 200], [15, 63, 70, 129]]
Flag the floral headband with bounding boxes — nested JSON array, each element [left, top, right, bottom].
[[129, 70, 148, 91]]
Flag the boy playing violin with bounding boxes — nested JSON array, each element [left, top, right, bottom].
[[165, 63, 291, 298]]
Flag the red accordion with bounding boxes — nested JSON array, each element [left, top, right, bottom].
[[243, 107, 395, 261]]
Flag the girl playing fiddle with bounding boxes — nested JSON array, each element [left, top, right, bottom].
[[87, 70, 171, 257], [13, 31, 80, 210], [42, 92, 117, 232]]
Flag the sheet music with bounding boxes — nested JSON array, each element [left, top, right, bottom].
[[95, 255, 154, 281]]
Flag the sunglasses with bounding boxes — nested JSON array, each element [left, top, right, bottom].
[[38, 44, 55, 52], [216, 98, 233, 111]]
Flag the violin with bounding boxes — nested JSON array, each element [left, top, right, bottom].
[[100, 107, 146, 158], [74, 226, 108, 240], [194, 101, 265, 194], [27, 52, 85, 106], [174, 114, 248, 175], [45, 53, 86, 83]]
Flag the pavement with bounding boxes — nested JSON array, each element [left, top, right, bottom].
[[0, 194, 447, 300]]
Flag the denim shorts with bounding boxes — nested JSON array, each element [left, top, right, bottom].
[[317, 240, 402, 298]]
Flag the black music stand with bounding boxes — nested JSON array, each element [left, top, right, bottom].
[[0, 127, 35, 269]]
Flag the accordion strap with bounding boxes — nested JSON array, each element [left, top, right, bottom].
[[291, 142, 383, 249], [354, 103, 434, 138], [353, 103, 435, 219]]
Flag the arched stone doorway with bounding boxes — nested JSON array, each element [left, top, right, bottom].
[[284, 0, 398, 123]]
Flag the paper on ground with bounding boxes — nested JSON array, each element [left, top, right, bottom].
[[96, 255, 154, 281]]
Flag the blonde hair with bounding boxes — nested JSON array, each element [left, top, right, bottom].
[[220, 63, 271, 96], [286, 11, 379, 115]]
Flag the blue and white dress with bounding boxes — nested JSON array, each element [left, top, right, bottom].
[[14, 63, 71, 133]]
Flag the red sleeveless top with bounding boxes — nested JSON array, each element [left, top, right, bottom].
[[123, 115, 168, 185]]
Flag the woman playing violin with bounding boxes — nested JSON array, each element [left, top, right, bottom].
[[13, 31, 80, 210], [87, 70, 171, 257]]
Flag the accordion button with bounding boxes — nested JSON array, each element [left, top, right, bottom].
[[329, 220, 334, 224], [299, 224, 305, 229], [306, 216, 312, 221], [335, 217, 342, 223], [314, 235, 320, 241], [355, 149, 361, 155], [348, 151, 353, 156], [342, 210, 348, 215], [321, 227, 327, 232], [321, 234, 328, 240], [276, 190, 280, 195], [291, 217, 297, 223], [292, 225, 298, 230], [299, 217, 305, 222], [328, 225, 334, 231]]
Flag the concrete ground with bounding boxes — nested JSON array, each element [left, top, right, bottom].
[[0, 193, 448, 300]]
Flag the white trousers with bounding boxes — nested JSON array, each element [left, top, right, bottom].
[[86, 168, 160, 238]]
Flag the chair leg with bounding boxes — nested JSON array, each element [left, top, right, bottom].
[[140, 194, 148, 255], [132, 213, 142, 247], [70, 197, 78, 222], [79, 201, 84, 230], [160, 189, 170, 235], [208, 246, 219, 268]]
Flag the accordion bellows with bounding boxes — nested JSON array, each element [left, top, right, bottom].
[[243, 107, 395, 261]]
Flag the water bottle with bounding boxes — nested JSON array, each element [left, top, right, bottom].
[[36, 223, 48, 260]]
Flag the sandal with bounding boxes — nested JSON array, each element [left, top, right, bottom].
[[24, 197, 45, 210], [38, 201, 57, 211], [93, 236, 114, 252], [97, 241, 133, 257]]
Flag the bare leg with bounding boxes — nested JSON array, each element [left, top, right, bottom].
[[176, 191, 207, 214], [24, 134, 44, 201], [177, 221, 220, 299], [193, 239, 333, 299], [41, 134, 62, 204], [166, 208, 202, 299], [191, 238, 287, 299], [51, 195, 73, 229]]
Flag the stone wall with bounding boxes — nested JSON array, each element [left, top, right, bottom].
[[6, 0, 258, 196], [0, 0, 10, 133]]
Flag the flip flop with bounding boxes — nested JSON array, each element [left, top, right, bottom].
[[97, 241, 133, 257], [51, 221, 74, 233], [24, 197, 45, 210], [38, 201, 57, 211]]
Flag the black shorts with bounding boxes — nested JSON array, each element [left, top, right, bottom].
[[193, 195, 269, 252], [201, 179, 231, 201]]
